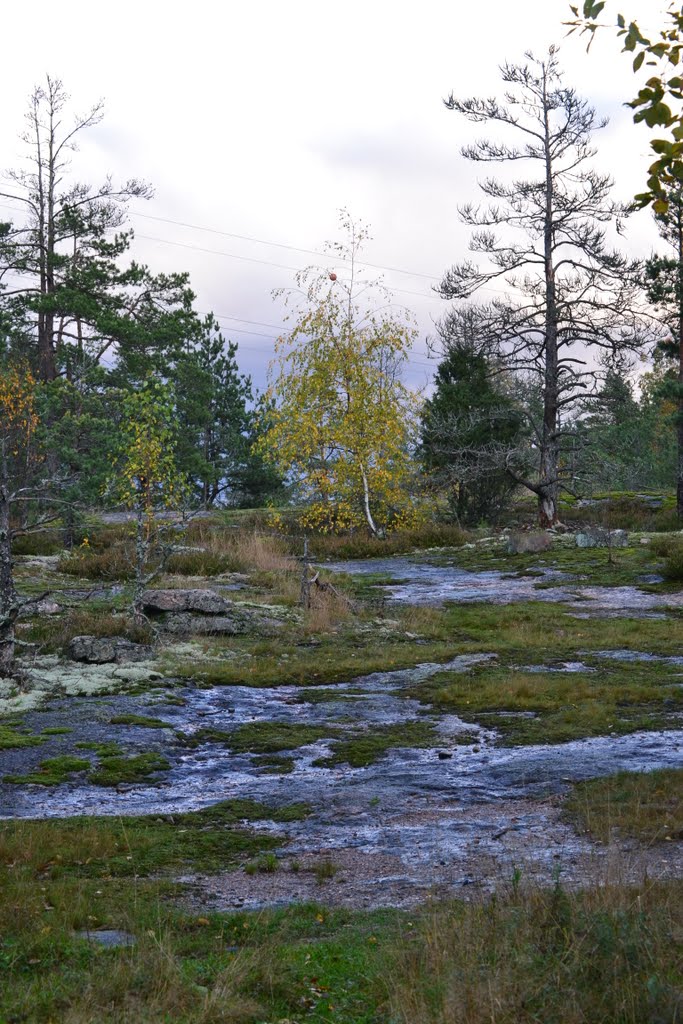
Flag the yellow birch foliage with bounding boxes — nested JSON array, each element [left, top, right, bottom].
[[257, 213, 421, 534], [0, 364, 38, 458]]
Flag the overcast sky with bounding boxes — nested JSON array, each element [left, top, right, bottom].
[[0, 0, 665, 393]]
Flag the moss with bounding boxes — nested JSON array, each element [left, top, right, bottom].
[[41, 727, 73, 736], [109, 713, 170, 729], [88, 752, 171, 787], [565, 768, 683, 843], [256, 754, 296, 773], [315, 720, 438, 768], [183, 722, 336, 754], [75, 741, 124, 757], [0, 724, 45, 750], [4, 755, 90, 786]]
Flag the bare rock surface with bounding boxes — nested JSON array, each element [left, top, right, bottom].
[[141, 589, 233, 614], [67, 636, 155, 665]]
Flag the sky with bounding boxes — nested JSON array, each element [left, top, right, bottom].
[[0, 0, 667, 394]]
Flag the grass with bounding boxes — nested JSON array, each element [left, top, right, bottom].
[[0, 723, 45, 750], [0, 800, 308, 879], [109, 713, 170, 729], [565, 768, 683, 843], [4, 755, 90, 786], [414, 652, 683, 745], [184, 722, 336, 754], [244, 852, 279, 875], [443, 534, 665, 589], [292, 523, 470, 560], [558, 492, 680, 532], [22, 607, 153, 653], [0, 807, 681, 1023], [313, 858, 339, 882], [315, 720, 439, 768], [386, 880, 683, 1024], [88, 752, 171, 787]]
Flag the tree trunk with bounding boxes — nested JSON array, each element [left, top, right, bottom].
[[132, 503, 147, 623], [539, 63, 560, 528], [677, 214, 683, 521], [359, 463, 380, 537], [677, 335, 683, 519], [0, 445, 17, 678]]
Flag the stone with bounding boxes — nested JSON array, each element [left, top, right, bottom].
[[67, 636, 154, 665], [505, 531, 553, 555], [141, 588, 232, 615], [74, 928, 136, 948], [575, 527, 629, 549], [161, 612, 283, 637], [162, 613, 247, 636]]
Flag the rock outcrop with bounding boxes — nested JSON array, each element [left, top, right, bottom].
[[67, 636, 154, 664], [140, 589, 283, 636]]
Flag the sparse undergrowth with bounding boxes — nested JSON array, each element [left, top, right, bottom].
[[565, 768, 683, 844], [0, 808, 681, 1024]]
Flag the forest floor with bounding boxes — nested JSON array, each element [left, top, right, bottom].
[[1, 515, 682, 1022]]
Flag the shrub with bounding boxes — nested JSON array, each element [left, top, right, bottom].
[[663, 542, 683, 581]]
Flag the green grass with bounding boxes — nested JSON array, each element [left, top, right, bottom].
[[41, 726, 73, 736], [437, 536, 666, 589], [314, 720, 440, 768], [414, 653, 683, 745], [109, 713, 170, 729], [88, 752, 171, 787], [0, 808, 681, 1024], [4, 755, 90, 786], [184, 722, 336, 754], [75, 741, 125, 757], [0, 800, 308, 881], [565, 768, 683, 843], [0, 723, 45, 750], [244, 851, 279, 875]]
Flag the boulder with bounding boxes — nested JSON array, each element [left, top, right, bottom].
[[68, 636, 154, 664], [162, 612, 282, 637], [575, 527, 629, 549], [505, 531, 553, 555], [140, 589, 232, 614]]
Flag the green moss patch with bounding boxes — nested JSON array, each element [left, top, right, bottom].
[[88, 752, 171, 787], [109, 713, 170, 729], [0, 724, 44, 750], [4, 755, 90, 786], [315, 720, 439, 768]]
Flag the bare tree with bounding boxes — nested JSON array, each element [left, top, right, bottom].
[[0, 76, 152, 381], [438, 48, 649, 526]]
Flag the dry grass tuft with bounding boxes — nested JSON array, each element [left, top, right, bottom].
[[385, 879, 683, 1024]]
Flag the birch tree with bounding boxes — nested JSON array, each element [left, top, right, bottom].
[[259, 214, 419, 536]]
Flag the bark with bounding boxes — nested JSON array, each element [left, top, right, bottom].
[[132, 502, 147, 623], [677, 215, 683, 520], [538, 63, 559, 528], [359, 463, 380, 537], [0, 443, 17, 678]]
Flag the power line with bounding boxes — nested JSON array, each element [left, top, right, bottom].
[[0, 197, 514, 302], [135, 232, 441, 302], [131, 208, 441, 282]]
